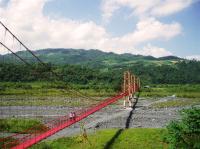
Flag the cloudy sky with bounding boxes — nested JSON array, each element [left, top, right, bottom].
[[0, 0, 199, 58]]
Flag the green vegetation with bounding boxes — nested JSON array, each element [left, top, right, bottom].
[[1, 49, 200, 106], [0, 81, 113, 106], [141, 84, 200, 98], [1, 57, 200, 85], [0, 95, 99, 106], [2, 48, 181, 66], [0, 118, 48, 133], [0, 137, 19, 149], [164, 107, 200, 149], [0, 82, 116, 97], [1, 49, 199, 149], [0, 83, 199, 106], [31, 128, 168, 149]]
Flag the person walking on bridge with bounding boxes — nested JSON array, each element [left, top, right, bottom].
[[72, 112, 76, 121], [69, 112, 73, 120]]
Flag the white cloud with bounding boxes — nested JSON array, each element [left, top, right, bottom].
[[101, 0, 157, 21], [117, 17, 181, 47], [112, 44, 173, 57], [151, 0, 192, 17], [135, 44, 172, 57], [77, 17, 180, 54], [101, 0, 192, 21], [185, 55, 200, 60], [0, 0, 108, 52], [0, 0, 182, 57]]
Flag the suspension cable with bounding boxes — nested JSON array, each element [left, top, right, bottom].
[[0, 21, 95, 101], [0, 21, 46, 66], [0, 42, 31, 66]]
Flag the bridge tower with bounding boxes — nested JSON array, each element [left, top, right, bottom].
[[123, 71, 140, 107]]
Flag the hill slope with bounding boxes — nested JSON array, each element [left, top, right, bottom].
[[2, 48, 182, 67]]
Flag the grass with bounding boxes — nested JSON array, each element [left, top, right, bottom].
[[0, 82, 116, 97], [0, 118, 48, 133], [0, 82, 200, 106], [0, 95, 99, 106], [0, 137, 19, 149], [151, 98, 200, 108], [0, 81, 114, 106], [140, 84, 200, 98], [31, 128, 168, 149], [1, 82, 200, 99]]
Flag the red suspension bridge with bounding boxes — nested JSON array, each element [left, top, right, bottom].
[[0, 21, 140, 149]]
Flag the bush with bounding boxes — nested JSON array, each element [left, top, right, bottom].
[[0, 85, 6, 91], [0, 118, 48, 133], [164, 107, 200, 149], [14, 83, 32, 89]]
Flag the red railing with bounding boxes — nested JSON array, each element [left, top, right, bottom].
[[11, 93, 127, 149]]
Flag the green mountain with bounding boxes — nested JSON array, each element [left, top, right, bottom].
[[1, 49, 199, 84], [1, 48, 183, 67]]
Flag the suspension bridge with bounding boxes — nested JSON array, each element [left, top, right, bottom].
[[0, 21, 140, 149]]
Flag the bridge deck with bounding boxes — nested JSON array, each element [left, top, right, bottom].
[[12, 93, 126, 149]]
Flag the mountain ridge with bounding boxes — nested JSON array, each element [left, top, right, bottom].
[[32, 48, 181, 59], [1, 48, 183, 67]]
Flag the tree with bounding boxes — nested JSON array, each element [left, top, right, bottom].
[[164, 107, 200, 149]]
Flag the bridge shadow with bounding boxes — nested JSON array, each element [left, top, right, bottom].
[[104, 95, 139, 149]]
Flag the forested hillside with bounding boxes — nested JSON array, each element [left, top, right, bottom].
[[0, 58, 200, 91], [0, 48, 182, 67]]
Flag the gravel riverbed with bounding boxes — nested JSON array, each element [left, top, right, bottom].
[[0, 97, 188, 140]]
